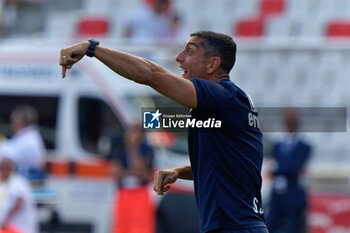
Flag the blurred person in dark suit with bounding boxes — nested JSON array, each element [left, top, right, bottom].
[[267, 110, 312, 233]]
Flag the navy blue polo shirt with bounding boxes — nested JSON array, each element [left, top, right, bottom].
[[188, 78, 266, 233]]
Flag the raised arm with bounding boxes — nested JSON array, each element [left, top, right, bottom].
[[60, 42, 197, 108]]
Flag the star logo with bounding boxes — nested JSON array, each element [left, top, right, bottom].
[[151, 109, 162, 122], [143, 109, 162, 129]]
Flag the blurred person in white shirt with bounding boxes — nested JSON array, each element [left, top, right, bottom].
[[0, 105, 45, 179], [124, 0, 173, 43], [0, 157, 38, 233]]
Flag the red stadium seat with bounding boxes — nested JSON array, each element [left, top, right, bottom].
[[77, 16, 109, 37], [326, 21, 350, 37], [260, 0, 285, 18], [235, 18, 264, 37]]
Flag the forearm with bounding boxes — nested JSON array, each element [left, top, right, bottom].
[[94, 45, 197, 108], [94, 45, 165, 85], [2, 198, 23, 229], [173, 165, 193, 180]]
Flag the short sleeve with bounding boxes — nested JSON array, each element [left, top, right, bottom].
[[190, 78, 233, 109]]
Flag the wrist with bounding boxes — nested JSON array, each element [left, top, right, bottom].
[[82, 42, 90, 52], [173, 166, 184, 178], [174, 165, 192, 180], [86, 38, 99, 58]]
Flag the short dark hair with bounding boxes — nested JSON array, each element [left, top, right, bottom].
[[190, 31, 237, 74]]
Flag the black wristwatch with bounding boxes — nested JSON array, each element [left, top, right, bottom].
[[86, 38, 99, 57]]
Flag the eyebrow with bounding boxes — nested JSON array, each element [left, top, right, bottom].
[[185, 42, 200, 48]]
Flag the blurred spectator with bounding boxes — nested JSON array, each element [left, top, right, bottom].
[[110, 123, 155, 233], [169, 13, 187, 43], [0, 0, 19, 35], [3, 0, 18, 27], [0, 157, 38, 233], [0, 105, 45, 180], [124, 0, 173, 43], [266, 110, 312, 233]]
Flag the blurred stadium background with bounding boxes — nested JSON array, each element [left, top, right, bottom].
[[1, 0, 350, 232]]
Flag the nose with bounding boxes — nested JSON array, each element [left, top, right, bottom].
[[175, 50, 184, 63]]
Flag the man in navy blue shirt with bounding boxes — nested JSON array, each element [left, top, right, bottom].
[[59, 31, 268, 233]]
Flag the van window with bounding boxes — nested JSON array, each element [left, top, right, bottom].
[[0, 95, 59, 150], [78, 97, 124, 156]]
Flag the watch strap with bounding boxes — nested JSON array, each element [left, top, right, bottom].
[[86, 39, 99, 57]]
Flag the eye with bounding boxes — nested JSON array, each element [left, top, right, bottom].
[[185, 48, 193, 55]]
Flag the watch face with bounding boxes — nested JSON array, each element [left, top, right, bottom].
[[89, 38, 99, 45]]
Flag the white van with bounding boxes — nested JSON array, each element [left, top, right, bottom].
[[0, 41, 195, 233]]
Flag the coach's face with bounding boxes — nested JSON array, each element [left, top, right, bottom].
[[176, 36, 211, 79]]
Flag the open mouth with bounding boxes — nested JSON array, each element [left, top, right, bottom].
[[179, 66, 188, 76]]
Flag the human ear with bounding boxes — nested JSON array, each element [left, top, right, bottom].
[[207, 57, 221, 74]]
